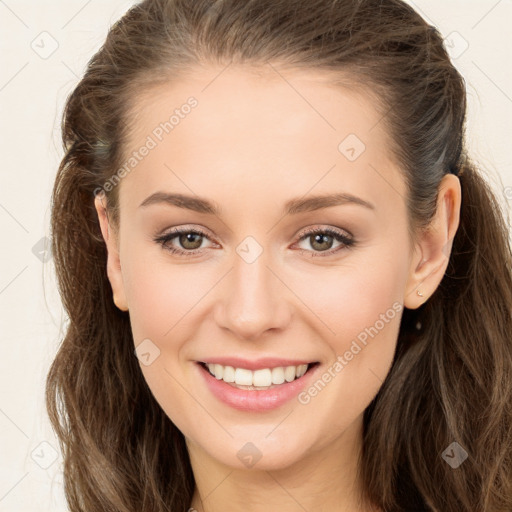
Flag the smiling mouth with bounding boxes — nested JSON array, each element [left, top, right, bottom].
[[198, 361, 320, 390]]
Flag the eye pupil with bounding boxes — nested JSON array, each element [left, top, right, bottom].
[[311, 233, 333, 251], [180, 232, 203, 250]]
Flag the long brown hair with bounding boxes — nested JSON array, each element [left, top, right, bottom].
[[46, 0, 512, 510]]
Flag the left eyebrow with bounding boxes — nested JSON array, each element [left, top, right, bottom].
[[283, 193, 376, 215], [138, 191, 376, 216]]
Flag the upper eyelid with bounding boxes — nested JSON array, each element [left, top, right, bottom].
[[296, 225, 353, 239], [163, 225, 216, 243], [158, 224, 352, 242]]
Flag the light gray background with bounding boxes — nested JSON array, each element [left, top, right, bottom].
[[0, 0, 511, 510]]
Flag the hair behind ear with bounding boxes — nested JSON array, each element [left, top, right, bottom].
[[361, 159, 512, 512]]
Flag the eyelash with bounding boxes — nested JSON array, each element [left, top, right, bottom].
[[154, 226, 355, 258]]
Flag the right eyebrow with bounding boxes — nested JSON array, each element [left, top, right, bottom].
[[139, 192, 221, 215]]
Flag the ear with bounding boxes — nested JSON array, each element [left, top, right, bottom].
[[404, 173, 461, 309], [94, 193, 129, 312]]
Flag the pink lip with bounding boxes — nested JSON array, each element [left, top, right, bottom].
[[197, 356, 315, 371], [196, 361, 320, 412]]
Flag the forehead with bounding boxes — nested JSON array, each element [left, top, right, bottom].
[[117, 64, 405, 217], [126, 64, 387, 147]]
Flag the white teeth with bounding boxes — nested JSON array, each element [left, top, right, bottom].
[[203, 362, 311, 386], [234, 368, 253, 386], [222, 365, 235, 383], [284, 366, 296, 382], [296, 364, 307, 378], [271, 367, 285, 385], [253, 369, 272, 387], [214, 364, 223, 380]]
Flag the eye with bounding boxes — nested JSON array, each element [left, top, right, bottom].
[[293, 227, 355, 257], [154, 225, 355, 258], [154, 227, 214, 256]]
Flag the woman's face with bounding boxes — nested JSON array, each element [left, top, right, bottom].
[[96, 65, 433, 471]]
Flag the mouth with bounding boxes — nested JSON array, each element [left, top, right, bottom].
[[195, 359, 322, 411], [197, 361, 320, 390]]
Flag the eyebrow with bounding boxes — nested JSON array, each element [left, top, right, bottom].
[[139, 191, 375, 215]]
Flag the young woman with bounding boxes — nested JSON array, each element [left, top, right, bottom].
[[46, 0, 512, 511]]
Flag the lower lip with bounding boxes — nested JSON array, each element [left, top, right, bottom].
[[196, 362, 320, 412]]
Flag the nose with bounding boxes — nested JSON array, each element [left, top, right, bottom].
[[214, 249, 292, 341]]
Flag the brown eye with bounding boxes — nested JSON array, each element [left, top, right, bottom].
[[154, 227, 213, 255], [295, 227, 355, 257], [308, 233, 335, 252], [178, 232, 204, 250]]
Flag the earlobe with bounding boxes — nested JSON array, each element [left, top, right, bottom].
[[404, 174, 461, 310], [93, 194, 129, 312], [404, 245, 447, 309], [113, 293, 129, 312], [404, 243, 432, 309]]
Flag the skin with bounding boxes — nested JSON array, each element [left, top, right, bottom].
[[94, 64, 461, 512]]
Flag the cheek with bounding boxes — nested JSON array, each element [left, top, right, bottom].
[[289, 251, 407, 415], [120, 251, 212, 430], [120, 241, 209, 344], [292, 250, 407, 346]]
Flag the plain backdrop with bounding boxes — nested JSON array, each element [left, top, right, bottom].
[[0, 0, 511, 510]]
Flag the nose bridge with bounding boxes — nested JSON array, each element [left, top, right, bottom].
[[214, 241, 291, 340]]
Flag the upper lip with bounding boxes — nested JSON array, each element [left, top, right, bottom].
[[197, 357, 317, 371]]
